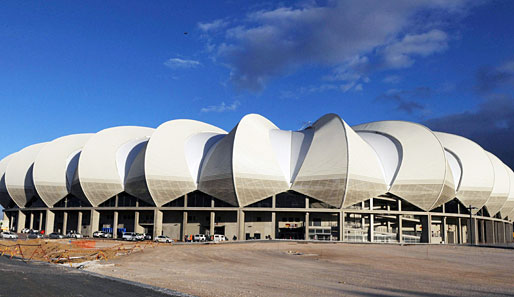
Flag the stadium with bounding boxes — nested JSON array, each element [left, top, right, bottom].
[[1, 113, 513, 244]]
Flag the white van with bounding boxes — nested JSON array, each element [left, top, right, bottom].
[[193, 234, 207, 242], [213, 234, 226, 242]]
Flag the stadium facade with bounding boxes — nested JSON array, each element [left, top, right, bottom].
[[1, 113, 513, 244]]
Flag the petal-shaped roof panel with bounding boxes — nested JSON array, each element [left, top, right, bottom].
[[484, 152, 510, 217], [78, 126, 154, 207], [5, 143, 48, 207], [354, 121, 453, 211], [33, 134, 93, 207], [434, 132, 494, 213], [500, 166, 514, 219], [145, 119, 226, 206], [292, 114, 387, 208], [232, 114, 290, 206], [0, 153, 17, 208]]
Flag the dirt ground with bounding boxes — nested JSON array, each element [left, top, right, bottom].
[[83, 241, 514, 297]]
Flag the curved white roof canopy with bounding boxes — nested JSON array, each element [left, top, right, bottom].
[[5, 143, 48, 207], [434, 132, 494, 214], [484, 152, 510, 217], [354, 121, 455, 211], [292, 114, 387, 208], [200, 114, 290, 207], [0, 153, 17, 208], [33, 134, 93, 207], [500, 166, 514, 220], [78, 126, 154, 207], [143, 119, 226, 206]]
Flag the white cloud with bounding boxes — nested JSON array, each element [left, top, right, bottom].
[[203, 0, 478, 91], [198, 19, 229, 32], [382, 29, 448, 68], [200, 101, 241, 113], [383, 75, 402, 84], [164, 58, 201, 69]]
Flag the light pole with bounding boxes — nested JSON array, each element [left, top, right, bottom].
[[467, 205, 478, 245]]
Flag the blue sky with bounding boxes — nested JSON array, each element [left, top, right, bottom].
[[1, 0, 513, 167]]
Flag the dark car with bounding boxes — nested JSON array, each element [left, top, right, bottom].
[[28, 232, 44, 239], [48, 232, 64, 239]]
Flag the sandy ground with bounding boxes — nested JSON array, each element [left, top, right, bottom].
[[84, 241, 514, 297]]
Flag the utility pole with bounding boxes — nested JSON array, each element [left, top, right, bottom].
[[467, 205, 478, 245]]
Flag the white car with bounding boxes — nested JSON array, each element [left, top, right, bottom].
[[21, 228, 30, 234], [212, 234, 226, 242], [93, 231, 105, 238], [154, 235, 173, 243], [135, 233, 145, 241], [1, 231, 18, 239], [66, 232, 83, 239], [122, 232, 137, 241]]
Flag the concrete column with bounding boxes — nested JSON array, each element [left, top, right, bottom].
[[211, 197, 215, 208], [153, 209, 162, 239], [209, 211, 215, 236], [62, 211, 68, 235], [386, 205, 391, 233], [238, 209, 245, 240], [271, 211, 276, 239], [112, 211, 118, 239], [9, 213, 14, 230], [182, 211, 187, 240], [184, 193, 188, 207], [397, 215, 403, 243], [480, 220, 485, 244], [45, 210, 55, 234], [441, 216, 447, 244], [29, 212, 34, 230], [89, 209, 100, 237], [339, 211, 344, 242], [38, 212, 43, 231], [77, 211, 83, 233], [368, 198, 374, 243], [503, 222, 507, 243], [457, 217, 463, 244], [272, 195, 276, 209], [305, 212, 310, 240], [134, 211, 143, 233], [421, 214, 432, 243], [16, 210, 26, 233], [305, 197, 309, 209], [485, 220, 494, 244]]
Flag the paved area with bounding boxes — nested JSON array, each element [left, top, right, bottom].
[[86, 241, 514, 297], [0, 256, 189, 297]]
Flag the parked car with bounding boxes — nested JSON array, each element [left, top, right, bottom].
[[144, 233, 152, 240], [212, 234, 226, 242], [21, 228, 30, 234], [48, 232, 64, 239], [66, 232, 83, 239], [193, 234, 207, 242], [135, 233, 145, 241], [1, 231, 18, 239], [122, 232, 137, 241], [93, 231, 104, 238], [28, 232, 44, 239], [154, 235, 173, 243], [102, 232, 113, 238]]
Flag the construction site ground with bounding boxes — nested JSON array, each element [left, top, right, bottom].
[[2, 239, 514, 296]]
